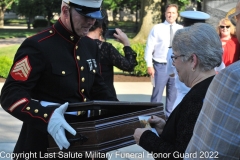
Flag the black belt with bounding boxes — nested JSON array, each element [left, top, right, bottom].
[[153, 60, 167, 64]]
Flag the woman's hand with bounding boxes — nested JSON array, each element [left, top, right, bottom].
[[148, 115, 166, 135], [133, 128, 150, 145], [114, 28, 130, 46]]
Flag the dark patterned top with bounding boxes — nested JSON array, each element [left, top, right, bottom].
[[139, 76, 214, 160], [95, 39, 138, 97]]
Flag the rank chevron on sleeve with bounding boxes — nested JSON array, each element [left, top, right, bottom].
[[11, 56, 32, 81]]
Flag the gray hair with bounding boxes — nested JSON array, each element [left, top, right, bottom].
[[172, 23, 223, 71]]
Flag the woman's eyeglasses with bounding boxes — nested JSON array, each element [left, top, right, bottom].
[[219, 25, 230, 29], [171, 54, 185, 62]]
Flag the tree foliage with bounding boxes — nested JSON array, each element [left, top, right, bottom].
[[103, 0, 137, 12], [41, 0, 62, 25], [132, 0, 202, 42], [15, 0, 61, 27], [133, 0, 164, 42], [102, 0, 139, 21], [0, 0, 16, 27], [169, 0, 190, 11], [170, 0, 202, 11], [16, 0, 42, 20]]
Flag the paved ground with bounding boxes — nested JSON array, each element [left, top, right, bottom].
[[2, 25, 30, 29], [0, 81, 166, 160], [0, 37, 26, 47]]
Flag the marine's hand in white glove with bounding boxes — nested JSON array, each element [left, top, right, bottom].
[[47, 102, 76, 150]]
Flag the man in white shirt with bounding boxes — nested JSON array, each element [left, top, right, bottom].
[[144, 4, 182, 118]]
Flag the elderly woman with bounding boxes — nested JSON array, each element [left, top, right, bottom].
[[133, 23, 222, 159], [217, 18, 240, 66]]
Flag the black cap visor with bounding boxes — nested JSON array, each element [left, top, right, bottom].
[[74, 8, 104, 19], [182, 18, 206, 27]]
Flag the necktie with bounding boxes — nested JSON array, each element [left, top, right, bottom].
[[170, 25, 173, 47]]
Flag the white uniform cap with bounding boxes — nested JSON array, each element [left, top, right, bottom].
[[180, 11, 210, 20], [63, 0, 103, 19], [63, 0, 102, 8]]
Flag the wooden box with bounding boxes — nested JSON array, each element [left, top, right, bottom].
[[47, 101, 164, 153]]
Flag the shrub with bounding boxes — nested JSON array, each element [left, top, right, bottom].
[[0, 56, 13, 78], [110, 41, 147, 76], [32, 19, 48, 28], [131, 43, 147, 76], [4, 19, 27, 25]]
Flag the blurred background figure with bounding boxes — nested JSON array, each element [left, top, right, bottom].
[[217, 18, 240, 66], [87, 12, 138, 98]]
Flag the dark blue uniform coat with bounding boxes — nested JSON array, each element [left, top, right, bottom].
[[0, 19, 116, 158]]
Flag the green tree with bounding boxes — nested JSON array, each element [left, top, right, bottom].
[[170, 0, 190, 11], [16, 0, 61, 29], [102, 0, 137, 21], [133, 0, 202, 42], [16, 0, 44, 29], [133, 0, 165, 43], [0, 0, 16, 28], [41, 0, 61, 26]]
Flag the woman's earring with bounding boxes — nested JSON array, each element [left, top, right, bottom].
[[192, 68, 195, 72]]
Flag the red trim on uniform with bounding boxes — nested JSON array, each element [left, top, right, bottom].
[[8, 98, 29, 112], [10, 56, 32, 81], [53, 25, 75, 44], [53, 19, 78, 44], [59, 19, 76, 35], [21, 105, 54, 123], [22, 111, 50, 123], [28, 27, 56, 43], [38, 29, 55, 42], [28, 28, 53, 39], [74, 39, 85, 100]]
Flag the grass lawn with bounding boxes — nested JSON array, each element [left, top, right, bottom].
[[0, 45, 20, 59], [0, 29, 39, 39], [0, 28, 136, 39], [0, 45, 130, 75], [0, 22, 138, 75], [1, 20, 137, 39]]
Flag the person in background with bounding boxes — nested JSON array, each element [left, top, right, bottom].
[[217, 18, 240, 66], [0, 0, 117, 159], [133, 23, 222, 159], [166, 10, 210, 114], [144, 4, 183, 119], [87, 14, 138, 98], [185, 2, 240, 159]]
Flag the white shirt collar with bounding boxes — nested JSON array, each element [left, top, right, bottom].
[[164, 20, 177, 25]]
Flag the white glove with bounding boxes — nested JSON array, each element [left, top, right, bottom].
[[47, 102, 76, 150]]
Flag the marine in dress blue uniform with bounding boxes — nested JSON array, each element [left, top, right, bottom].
[[0, 0, 116, 159]]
